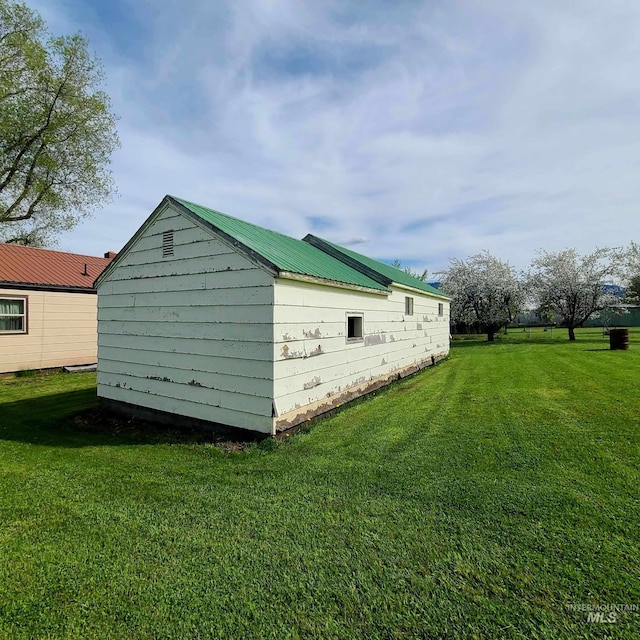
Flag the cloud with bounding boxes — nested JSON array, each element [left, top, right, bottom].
[[29, 0, 640, 272]]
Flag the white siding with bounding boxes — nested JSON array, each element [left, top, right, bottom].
[[96, 200, 450, 435], [0, 287, 98, 373], [97, 205, 275, 433], [272, 278, 449, 421]]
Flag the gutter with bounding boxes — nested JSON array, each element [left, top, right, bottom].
[[278, 271, 389, 295]]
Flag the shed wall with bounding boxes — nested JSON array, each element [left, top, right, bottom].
[[96, 205, 275, 433], [0, 287, 98, 373], [272, 279, 449, 428]]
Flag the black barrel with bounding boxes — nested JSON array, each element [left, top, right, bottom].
[[609, 328, 630, 350]]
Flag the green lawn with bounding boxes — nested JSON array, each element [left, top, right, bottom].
[[1, 329, 639, 639]]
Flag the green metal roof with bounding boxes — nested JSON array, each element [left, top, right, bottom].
[[170, 196, 388, 292], [305, 235, 449, 298]]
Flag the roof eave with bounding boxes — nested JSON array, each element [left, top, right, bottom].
[[391, 281, 451, 300], [0, 281, 96, 294], [94, 196, 177, 288], [278, 271, 388, 295]]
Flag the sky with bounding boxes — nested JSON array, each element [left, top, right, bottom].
[[30, 0, 640, 275]]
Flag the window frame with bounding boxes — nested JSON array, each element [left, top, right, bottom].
[[0, 295, 28, 334], [346, 313, 364, 342], [438, 302, 444, 317], [405, 296, 414, 316]]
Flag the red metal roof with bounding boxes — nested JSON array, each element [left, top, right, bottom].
[[0, 243, 115, 290]]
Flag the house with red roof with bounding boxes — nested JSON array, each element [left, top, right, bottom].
[[0, 243, 115, 373]]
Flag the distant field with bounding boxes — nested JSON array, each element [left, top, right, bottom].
[[1, 328, 639, 638], [454, 325, 639, 343]]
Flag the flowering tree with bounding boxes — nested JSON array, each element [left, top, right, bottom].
[[528, 248, 618, 341], [439, 252, 525, 341], [619, 242, 640, 303]]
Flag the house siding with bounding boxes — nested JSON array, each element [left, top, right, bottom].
[[96, 204, 275, 433], [0, 287, 98, 373], [272, 278, 449, 428]]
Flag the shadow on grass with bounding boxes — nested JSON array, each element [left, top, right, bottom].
[[0, 388, 262, 449]]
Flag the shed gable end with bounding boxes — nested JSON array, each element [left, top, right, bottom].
[[97, 203, 276, 433]]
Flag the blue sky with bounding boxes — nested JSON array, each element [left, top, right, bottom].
[[32, 0, 640, 274]]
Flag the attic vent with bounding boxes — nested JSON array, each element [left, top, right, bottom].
[[162, 230, 174, 257]]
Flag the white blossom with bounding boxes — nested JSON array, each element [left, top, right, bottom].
[[528, 248, 618, 340], [439, 252, 525, 341]]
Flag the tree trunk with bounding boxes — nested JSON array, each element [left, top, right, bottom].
[[488, 330, 495, 342], [568, 326, 576, 341]]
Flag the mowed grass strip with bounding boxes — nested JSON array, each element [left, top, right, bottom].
[[0, 329, 639, 639]]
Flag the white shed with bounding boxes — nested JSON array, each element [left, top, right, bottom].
[[95, 196, 450, 435]]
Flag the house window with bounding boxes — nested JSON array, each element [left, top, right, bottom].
[[162, 230, 174, 257], [347, 314, 363, 341], [438, 303, 444, 316], [405, 296, 414, 315], [0, 297, 27, 333]]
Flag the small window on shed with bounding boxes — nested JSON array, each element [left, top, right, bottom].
[[405, 296, 414, 315], [0, 297, 27, 333], [347, 314, 363, 341], [162, 230, 174, 257], [438, 303, 444, 316]]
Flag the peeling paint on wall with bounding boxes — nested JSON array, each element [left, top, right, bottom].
[[309, 344, 323, 357], [417, 323, 422, 330], [364, 333, 386, 346], [275, 353, 449, 431], [281, 344, 304, 359], [303, 376, 321, 390], [303, 328, 322, 339]]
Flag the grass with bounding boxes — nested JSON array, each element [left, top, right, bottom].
[[1, 328, 639, 638]]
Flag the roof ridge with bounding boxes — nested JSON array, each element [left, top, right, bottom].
[[303, 234, 449, 298], [170, 196, 297, 243]]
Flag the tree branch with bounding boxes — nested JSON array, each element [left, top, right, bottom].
[[0, 75, 67, 192]]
